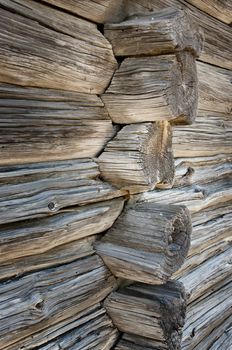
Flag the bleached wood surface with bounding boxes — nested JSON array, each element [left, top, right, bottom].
[[99, 122, 174, 192]]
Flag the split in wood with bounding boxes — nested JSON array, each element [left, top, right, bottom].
[[96, 202, 192, 284], [105, 281, 186, 350], [105, 7, 203, 57], [102, 52, 198, 125], [98, 121, 174, 193]]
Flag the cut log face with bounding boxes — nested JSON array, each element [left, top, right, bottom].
[[102, 52, 198, 124], [105, 7, 203, 57], [0, 255, 116, 349], [96, 202, 192, 284], [98, 121, 174, 192], [0, 3, 117, 93], [105, 281, 186, 349]]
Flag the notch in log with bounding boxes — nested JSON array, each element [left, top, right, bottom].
[[95, 202, 192, 284], [105, 281, 186, 350], [98, 121, 174, 193], [102, 52, 198, 125], [104, 7, 203, 57]]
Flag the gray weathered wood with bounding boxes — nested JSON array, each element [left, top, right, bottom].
[[0, 198, 124, 280], [0, 2, 117, 93], [0, 84, 116, 164], [185, 0, 232, 24], [105, 7, 203, 57], [102, 52, 198, 125], [125, 0, 232, 70], [105, 281, 186, 349], [0, 159, 125, 224], [114, 333, 170, 349], [96, 202, 191, 284], [207, 316, 232, 350], [98, 122, 174, 192], [0, 255, 116, 349]]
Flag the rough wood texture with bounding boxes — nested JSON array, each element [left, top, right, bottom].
[[198, 62, 232, 114], [185, 0, 232, 24], [0, 159, 125, 224], [41, 0, 125, 23], [96, 202, 191, 284], [182, 280, 232, 350], [208, 316, 232, 350], [0, 198, 124, 280], [115, 333, 171, 350], [0, 2, 117, 93], [98, 122, 174, 192], [105, 7, 203, 57], [0, 255, 116, 349], [0, 84, 116, 164], [172, 113, 232, 158], [102, 52, 198, 124], [38, 306, 119, 350], [105, 281, 186, 349], [125, 0, 232, 70]]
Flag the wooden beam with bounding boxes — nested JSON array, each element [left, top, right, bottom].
[[0, 2, 117, 93], [98, 121, 174, 192], [102, 52, 198, 124], [105, 281, 186, 349], [0, 159, 125, 224], [96, 202, 191, 284], [0, 255, 116, 349], [105, 7, 203, 57]]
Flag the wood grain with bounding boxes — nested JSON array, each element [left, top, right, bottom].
[[114, 333, 171, 349], [102, 52, 198, 124], [0, 159, 125, 224], [207, 316, 232, 350], [96, 202, 191, 284], [185, 0, 232, 24], [99, 122, 174, 192], [0, 1, 117, 93], [105, 281, 186, 349], [0, 255, 116, 349], [105, 7, 203, 57]]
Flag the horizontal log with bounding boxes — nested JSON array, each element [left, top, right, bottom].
[[0, 159, 125, 224], [185, 0, 232, 24], [182, 280, 232, 350], [0, 198, 124, 280], [125, 0, 232, 70], [98, 122, 174, 192], [41, 0, 125, 23], [105, 281, 186, 349], [0, 255, 116, 349], [174, 154, 232, 187], [172, 112, 232, 158], [96, 202, 191, 284], [105, 7, 203, 57], [37, 306, 118, 350], [198, 62, 232, 114], [114, 333, 170, 349], [102, 52, 198, 124], [0, 2, 117, 93], [207, 316, 232, 350], [0, 84, 115, 164]]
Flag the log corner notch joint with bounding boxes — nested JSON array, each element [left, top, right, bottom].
[[101, 7, 204, 125]]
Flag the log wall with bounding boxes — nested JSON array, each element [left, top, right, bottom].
[[0, 1, 231, 349]]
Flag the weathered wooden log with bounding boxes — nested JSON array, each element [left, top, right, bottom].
[[172, 113, 232, 158], [105, 7, 203, 57], [105, 281, 186, 349], [0, 159, 125, 224], [0, 84, 116, 164], [185, 0, 232, 24], [96, 202, 191, 284], [103, 52, 198, 125], [182, 280, 232, 350], [125, 0, 232, 70], [207, 316, 232, 350], [0, 2, 117, 93], [198, 62, 232, 114], [98, 122, 174, 192], [0, 198, 124, 280], [41, 0, 125, 23], [37, 305, 118, 350], [0, 255, 116, 349], [114, 333, 171, 350], [174, 154, 232, 187]]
